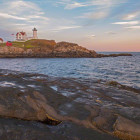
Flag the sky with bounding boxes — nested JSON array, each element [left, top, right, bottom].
[[0, 0, 140, 52]]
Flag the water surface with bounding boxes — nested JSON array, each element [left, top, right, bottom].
[[0, 52, 139, 89]]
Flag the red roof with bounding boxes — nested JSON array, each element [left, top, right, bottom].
[[16, 31, 26, 36], [0, 38, 3, 41]]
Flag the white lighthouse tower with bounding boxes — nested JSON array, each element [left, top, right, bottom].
[[32, 27, 38, 39]]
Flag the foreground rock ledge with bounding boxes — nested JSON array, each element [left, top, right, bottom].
[[0, 39, 132, 58], [0, 69, 139, 140]]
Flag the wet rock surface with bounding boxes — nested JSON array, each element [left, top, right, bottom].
[[0, 69, 139, 140]]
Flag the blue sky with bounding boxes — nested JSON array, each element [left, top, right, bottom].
[[0, 0, 140, 51]]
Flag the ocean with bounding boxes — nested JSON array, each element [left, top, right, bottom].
[[0, 52, 139, 89]]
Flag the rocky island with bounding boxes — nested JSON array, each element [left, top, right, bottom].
[[0, 39, 132, 58], [0, 69, 139, 140]]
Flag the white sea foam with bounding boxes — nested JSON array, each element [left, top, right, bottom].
[[0, 82, 16, 87]]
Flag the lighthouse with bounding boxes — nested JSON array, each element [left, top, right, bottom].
[[32, 27, 38, 39]]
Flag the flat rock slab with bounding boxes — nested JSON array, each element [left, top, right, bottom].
[[0, 118, 118, 140], [0, 69, 139, 140]]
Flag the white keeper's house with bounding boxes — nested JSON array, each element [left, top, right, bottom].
[[16, 28, 38, 42]]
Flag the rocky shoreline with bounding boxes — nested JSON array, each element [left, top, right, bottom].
[[0, 69, 139, 140], [0, 40, 132, 58]]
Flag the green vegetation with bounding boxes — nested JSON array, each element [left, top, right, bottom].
[[0, 39, 56, 49], [0, 43, 6, 47], [12, 40, 37, 48], [12, 41, 26, 48]]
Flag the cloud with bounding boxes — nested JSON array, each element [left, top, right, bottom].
[[57, 0, 126, 9], [0, 12, 49, 22], [87, 34, 96, 39], [125, 26, 140, 29], [112, 21, 139, 25], [91, 35, 96, 37], [5, 0, 40, 13], [56, 1, 87, 9], [105, 31, 116, 35], [87, 0, 124, 7], [122, 11, 140, 20], [75, 0, 127, 21], [26, 15, 49, 21], [0, 0, 50, 32], [65, 2, 87, 9], [51, 25, 81, 32], [0, 12, 27, 20], [78, 11, 109, 19], [14, 24, 27, 26]]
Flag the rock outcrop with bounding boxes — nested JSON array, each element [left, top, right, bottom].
[[0, 69, 139, 140], [0, 39, 131, 58], [53, 42, 98, 57]]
